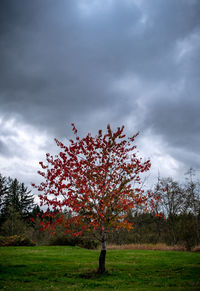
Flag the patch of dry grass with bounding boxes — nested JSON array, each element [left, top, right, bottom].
[[193, 245, 200, 252], [105, 243, 187, 251]]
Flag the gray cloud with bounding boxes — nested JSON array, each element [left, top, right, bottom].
[[0, 0, 200, 182], [0, 140, 10, 156]]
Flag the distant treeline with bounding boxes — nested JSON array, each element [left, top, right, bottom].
[[0, 170, 199, 250]]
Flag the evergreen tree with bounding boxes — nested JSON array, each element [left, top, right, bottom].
[[19, 182, 35, 215], [1, 177, 35, 219], [0, 173, 8, 213]]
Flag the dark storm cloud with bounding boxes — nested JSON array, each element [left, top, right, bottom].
[[0, 0, 200, 176], [0, 0, 123, 135]]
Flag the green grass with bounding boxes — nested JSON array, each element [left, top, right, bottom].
[[0, 246, 199, 290]]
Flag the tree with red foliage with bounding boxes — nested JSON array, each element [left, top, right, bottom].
[[33, 124, 158, 273]]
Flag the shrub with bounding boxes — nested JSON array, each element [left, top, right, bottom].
[[0, 235, 36, 246]]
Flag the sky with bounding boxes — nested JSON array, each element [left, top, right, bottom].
[[0, 0, 200, 190]]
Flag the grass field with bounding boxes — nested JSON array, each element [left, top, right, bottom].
[[0, 246, 199, 290]]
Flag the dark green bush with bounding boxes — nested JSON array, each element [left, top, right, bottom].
[[0, 235, 36, 246], [49, 234, 99, 249], [78, 237, 99, 249]]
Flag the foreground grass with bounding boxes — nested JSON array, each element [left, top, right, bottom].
[[0, 246, 199, 290]]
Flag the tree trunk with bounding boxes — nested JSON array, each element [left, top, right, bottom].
[[98, 233, 106, 274]]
